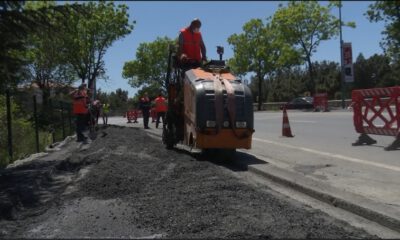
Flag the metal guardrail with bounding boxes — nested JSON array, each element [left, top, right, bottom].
[[253, 99, 353, 111]]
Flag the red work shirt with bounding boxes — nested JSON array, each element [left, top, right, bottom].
[[154, 96, 167, 113], [180, 27, 202, 62], [73, 90, 88, 115]]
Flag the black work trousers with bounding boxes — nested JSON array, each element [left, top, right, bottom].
[[75, 114, 87, 141], [142, 110, 150, 128], [156, 112, 166, 128]]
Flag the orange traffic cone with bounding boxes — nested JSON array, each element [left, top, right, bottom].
[[282, 107, 294, 137]]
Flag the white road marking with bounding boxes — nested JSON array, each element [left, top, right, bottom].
[[291, 120, 317, 124], [253, 137, 400, 172]]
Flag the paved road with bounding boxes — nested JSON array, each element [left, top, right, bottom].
[[248, 110, 400, 212], [109, 110, 400, 228]]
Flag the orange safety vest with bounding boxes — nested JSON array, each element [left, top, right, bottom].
[[73, 90, 88, 115], [180, 27, 202, 62], [155, 96, 168, 113]]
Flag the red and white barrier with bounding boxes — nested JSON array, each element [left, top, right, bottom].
[[351, 86, 400, 150], [126, 109, 140, 123], [313, 93, 329, 112]]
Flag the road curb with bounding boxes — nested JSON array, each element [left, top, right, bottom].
[[238, 161, 400, 233]]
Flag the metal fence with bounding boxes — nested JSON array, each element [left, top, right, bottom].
[[252, 99, 353, 111], [1, 89, 74, 167]]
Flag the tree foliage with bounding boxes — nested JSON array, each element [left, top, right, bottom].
[[227, 19, 300, 110], [265, 61, 340, 102], [271, 1, 354, 94], [313, 60, 340, 96], [265, 66, 307, 102], [59, 1, 134, 91], [122, 36, 176, 91], [0, 1, 52, 92], [24, 1, 76, 100], [96, 88, 136, 115], [353, 53, 399, 89], [366, 1, 400, 62], [0, 1, 133, 95]]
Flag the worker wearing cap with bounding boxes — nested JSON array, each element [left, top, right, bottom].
[[178, 18, 207, 69]]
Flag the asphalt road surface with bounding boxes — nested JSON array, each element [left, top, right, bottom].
[[248, 110, 400, 212], [0, 126, 377, 238], [109, 110, 400, 212], [108, 110, 400, 235]]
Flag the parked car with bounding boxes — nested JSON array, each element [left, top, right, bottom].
[[280, 97, 314, 110]]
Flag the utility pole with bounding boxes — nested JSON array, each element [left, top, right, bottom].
[[339, 1, 345, 109]]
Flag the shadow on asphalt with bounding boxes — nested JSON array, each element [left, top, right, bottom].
[[351, 142, 400, 151], [168, 148, 267, 173], [229, 151, 267, 172]]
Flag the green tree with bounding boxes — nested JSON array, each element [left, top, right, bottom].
[[353, 53, 374, 89], [0, 1, 51, 92], [271, 1, 354, 95], [268, 66, 308, 102], [227, 19, 300, 110], [353, 53, 397, 89], [24, 1, 76, 103], [60, 1, 134, 93], [366, 1, 400, 62], [312, 60, 340, 98], [122, 37, 176, 91]]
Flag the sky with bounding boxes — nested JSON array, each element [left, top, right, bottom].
[[96, 1, 386, 97]]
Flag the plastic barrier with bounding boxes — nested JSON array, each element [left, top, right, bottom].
[[126, 110, 139, 123], [351, 86, 400, 150], [313, 93, 329, 112]]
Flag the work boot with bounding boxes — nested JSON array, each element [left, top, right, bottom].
[[352, 133, 377, 146], [384, 138, 400, 151]]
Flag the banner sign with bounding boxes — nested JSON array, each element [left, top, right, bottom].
[[343, 42, 354, 83]]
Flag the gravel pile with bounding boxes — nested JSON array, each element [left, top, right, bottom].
[[0, 126, 375, 238]]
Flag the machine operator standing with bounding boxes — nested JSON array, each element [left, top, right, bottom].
[[177, 18, 207, 69]]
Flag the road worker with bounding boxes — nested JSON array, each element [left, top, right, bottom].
[[92, 99, 102, 125], [102, 103, 110, 125], [154, 92, 168, 129], [70, 84, 89, 143], [177, 18, 207, 70], [139, 92, 151, 129]]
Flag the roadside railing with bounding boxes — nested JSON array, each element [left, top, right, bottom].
[[253, 99, 353, 111], [1, 89, 74, 168]]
